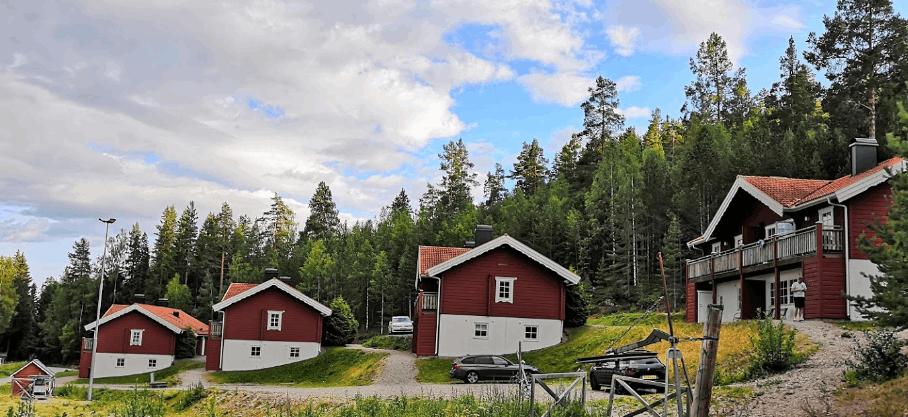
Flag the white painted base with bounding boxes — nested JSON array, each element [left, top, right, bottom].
[[436, 314, 562, 357], [220, 340, 320, 371], [92, 353, 174, 378], [848, 259, 882, 321]]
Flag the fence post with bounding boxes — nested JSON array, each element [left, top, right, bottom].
[[692, 304, 723, 417]]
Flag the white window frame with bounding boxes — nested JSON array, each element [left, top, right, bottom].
[[250, 346, 261, 357], [765, 225, 777, 239], [290, 347, 300, 358], [819, 206, 834, 229], [495, 277, 516, 303], [116, 358, 125, 368], [130, 329, 144, 346], [474, 322, 489, 339], [524, 325, 538, 340], [734, 234, 743, 248], [267, 310, 284, 331], [710, 242, 721, 254], [148, 359, 157, 368]]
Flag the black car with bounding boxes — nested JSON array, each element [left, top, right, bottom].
[[450, 355, 539, 384], [588, 353, 666, 392]]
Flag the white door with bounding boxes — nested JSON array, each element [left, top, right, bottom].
[[734, 234, 743, 248], [697, 291, 711, 324]]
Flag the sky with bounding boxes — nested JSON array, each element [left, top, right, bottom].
[[2, 0, 907, 284]]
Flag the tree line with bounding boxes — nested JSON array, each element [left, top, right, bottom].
[[2, 0, 907, 363]]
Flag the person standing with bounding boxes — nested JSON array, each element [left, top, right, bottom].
[[790, 277, 807, 321]]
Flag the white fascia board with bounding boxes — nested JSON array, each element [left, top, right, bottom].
[[836, 161, 906, 203], [84, 304, 183, 334], [425, 235, 580, 285], [212, 278, 332, 316], [687, 176, 785, 248], [414, 248, 423, 290]]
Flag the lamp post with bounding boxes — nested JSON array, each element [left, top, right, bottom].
[[87, 218, 116, 401]]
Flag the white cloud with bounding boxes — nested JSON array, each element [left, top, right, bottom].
[[615, 75, 642, 93], [518, 72, 592, 106], [618, 106, 651, 119], [606, 25, 640, 57]]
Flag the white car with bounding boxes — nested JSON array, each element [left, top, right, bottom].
[[388, 316, 413, 334]]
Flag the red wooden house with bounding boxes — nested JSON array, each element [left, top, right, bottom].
[[685, 138, 905, 323], [413, 227, 580, 357], [205, 278, 332, 371], [10, 360, 54, 398], [80, 304, 208, 378]]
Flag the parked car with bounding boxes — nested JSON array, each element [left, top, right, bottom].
[[450, 355, 539, 384], [588, 353, 666, 392], [388, 316, 413, 334]]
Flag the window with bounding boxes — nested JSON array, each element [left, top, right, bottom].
[[116, 358, 125, 367], [819, 206, 835, 229], [495, 277, 516, 303], [267, 310, 284, 331], [474, 356, 493, 365], [765, 225, 777, 239], [524, 325, 538, 340], [148, 359, 157, 368], [290, 347, 300, 358], [250, 346, 261, 357], [130, 329, 144, 346], [711, 242, 722, 254], [492, 356, 510, 366], [770, 279, 796, 307], [734, 234, 743, 248], [474, 322, 488, 338]]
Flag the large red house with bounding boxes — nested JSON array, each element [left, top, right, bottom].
[[413, 227, 580, 357], [80, 303, 208, 378], [685, 138, 904, 323], [205, 278, 332, 371]]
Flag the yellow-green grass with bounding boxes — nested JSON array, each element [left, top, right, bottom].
[[833, 372, 908, 417], [54, 369, 78, 377], [415, 357, 457, 383], [208, 347, 387, 387], [74, 359, 203, 386], [0, 361, 26, 377]]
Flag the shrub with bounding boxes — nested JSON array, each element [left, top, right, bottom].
[[323, 296, 358, 346], [362, 335, 411, 351], [846, 328, 908, 383], [114, 388, 166, 417], [175, 382, 207, 411], [175, 329, 197, 359], [748, 318, 797, 377]]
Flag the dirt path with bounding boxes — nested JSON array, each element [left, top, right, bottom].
[[731, 320, 860, 417], [346, 344, 418, 386]]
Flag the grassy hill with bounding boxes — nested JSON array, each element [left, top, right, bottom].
[[207, 347, 387, 387]]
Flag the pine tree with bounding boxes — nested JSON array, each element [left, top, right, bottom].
[[684, 32, 749, 124], [123, 223, 150, 303], [149, 206, 178, 302], [438, 139, 478, 212], [173, 202, 199, 286], [263, 194, 297, 265], [483, 163, 507, 206], [577, 76, 624, 190], [164, 274, 192, 312], [511, 139, 549, 195], [303, 183, 340, 242], [662, 214, 684, 310]]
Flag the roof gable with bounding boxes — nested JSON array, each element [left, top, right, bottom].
[[12, 359, 53, 377], [212, 278, 332, 316], [424, 235, 580, 285], [417, 246, 471, 276], [222, 283, 258, 301], [84, 303, 208, 334]]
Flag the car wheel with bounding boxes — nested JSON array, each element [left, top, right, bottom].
[[465, 371, 480, 384]]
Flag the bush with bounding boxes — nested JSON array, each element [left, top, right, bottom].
[[114, 388, 166, 417], [323, 297, 358, 346], [362, 335, 411, 351], [846, 328, 908, 383], [748, 318, 797, 377], [175, 383, 207, 411], [175, 329, 197, 359]]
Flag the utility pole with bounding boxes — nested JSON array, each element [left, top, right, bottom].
[[691, 304, 723, 417], [88, 217, 116, 401], [219, 251, 225, 296]]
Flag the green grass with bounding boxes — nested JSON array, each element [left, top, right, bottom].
[[207, 347, 387, 387], [0, 361, 26, 377], [362, 335, 412, 351], [586, 312, 685, 327], [74, 359, 203, 386], [54, 369, 78, 377], [415, 357, 457, 383], [826, 319, 879, 332]]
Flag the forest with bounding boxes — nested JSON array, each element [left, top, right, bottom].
[[1, 0, 907, 364]]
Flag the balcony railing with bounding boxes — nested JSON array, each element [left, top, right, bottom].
[[82, 337, 93, 351], [210, 321, 223, 337], [687, 225, 844, 280], [422, 292, 438, 310]]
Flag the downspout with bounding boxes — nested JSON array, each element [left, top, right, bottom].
[[827, 197, 851, 319], [432, 276, 442, 356], [218, 310, 226, 370]]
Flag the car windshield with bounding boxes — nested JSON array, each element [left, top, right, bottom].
[[392, 317, 410, 322]]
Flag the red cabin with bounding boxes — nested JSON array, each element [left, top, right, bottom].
[[205, 278, 332, 371], [413, 227, 580, 357], [10, 360, 54, 398]]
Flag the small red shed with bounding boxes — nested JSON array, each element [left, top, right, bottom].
[[10, 360, 55, 398]]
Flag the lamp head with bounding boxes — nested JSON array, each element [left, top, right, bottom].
[[99, 218, 116, 224]]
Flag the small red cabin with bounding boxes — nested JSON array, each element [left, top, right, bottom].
[[10, 360, 54, 398]]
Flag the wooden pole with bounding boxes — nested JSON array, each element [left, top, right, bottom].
[[691, 304, 723, 417]]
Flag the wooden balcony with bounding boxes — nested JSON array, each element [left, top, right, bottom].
[[687, 225, 844, 282], [422, 292, 438, 311], [210, 321, 223, 337]]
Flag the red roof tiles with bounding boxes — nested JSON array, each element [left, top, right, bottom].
[[104, 303, 209, 335], [222, 282, 258, 301], [418, 246, 471, 276]]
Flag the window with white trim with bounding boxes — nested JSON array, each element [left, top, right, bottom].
[[267, 310, 284, 331], [116, 358, 125, 367], [290, 347, 300, 358], [130, 329, 144, 346], [819, 206, 834, 229], [148, 359, 157, 368], [474, 322, 488, 338], [250, 346, 261, 357], [524, 325, 538, 340], [495, 277, 516, 303], [765, 225, 777, 239], [711, 242, 722, 254]]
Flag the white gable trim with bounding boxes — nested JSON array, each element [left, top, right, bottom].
[[836, 160, 906, 202], [425, 235, 580, 285], [12, 359, 54, 377], [84, 304, 183, 334], [212, 278, 332, 316], [687, 176, 785, 248]]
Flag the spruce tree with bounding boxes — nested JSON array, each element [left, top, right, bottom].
[[0, 256, 20, 336], [511, 139, 549, 195], [483, 163, 507, 206], [3, 252, 38, 359], [123, 223, 150, 303], [149, 206, 178, 302], [173, 202, 199, 286], [303, 183, 340, 242]]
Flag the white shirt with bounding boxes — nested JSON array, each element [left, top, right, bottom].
[[790, 281, 807, 298]]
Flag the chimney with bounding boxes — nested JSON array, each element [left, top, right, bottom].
[[263, 268, 279, 281], [850, 138, 879, 175], [474, 225, 493, 246]]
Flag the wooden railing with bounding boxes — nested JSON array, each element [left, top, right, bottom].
[[422, 292, 438, 310], [81, 337, 93, 351], [210, 321, 223, 337], [687, 225, 844, 280]]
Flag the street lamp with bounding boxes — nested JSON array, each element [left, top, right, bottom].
[[87, 218, 115, 401]]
